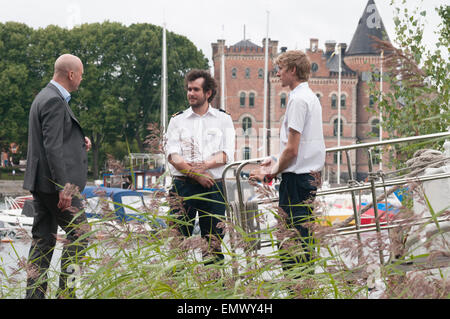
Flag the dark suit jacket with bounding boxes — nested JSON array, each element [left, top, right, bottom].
[[23, 83, 88, 193]]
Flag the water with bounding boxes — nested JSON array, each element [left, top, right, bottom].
[[0, 239, 63, 298]]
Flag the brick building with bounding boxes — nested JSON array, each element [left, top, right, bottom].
[[211, 0, 391, 182]]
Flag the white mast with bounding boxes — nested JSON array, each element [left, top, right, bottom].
[[337, 43, 342, 184], [221, 25, 226, 111], [161, 23, 168, 134], [262, 11, 269, 157]]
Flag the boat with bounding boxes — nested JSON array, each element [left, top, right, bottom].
[[0, 186, 167, 240]]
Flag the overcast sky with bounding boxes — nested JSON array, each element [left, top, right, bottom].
[[1, 0, 446, 68]]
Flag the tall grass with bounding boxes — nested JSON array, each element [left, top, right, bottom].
[[0, 176, 448, 299]]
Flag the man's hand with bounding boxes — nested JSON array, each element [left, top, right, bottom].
[[57, 189, 72, 211], [249, 156, 277, 182], [85, 136, 92, 151], [187, 163, 215, 188], [57, 183, 79, 212]]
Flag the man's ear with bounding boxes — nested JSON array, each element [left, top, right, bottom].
[[205, 89, 212, 101], [290, 66, 297, 76]]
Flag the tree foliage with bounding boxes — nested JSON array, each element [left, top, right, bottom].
[[0, 21, 208, 177], [368, 2, 449, 142]]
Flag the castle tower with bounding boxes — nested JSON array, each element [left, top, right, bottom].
[[344, 0, 391, 179]]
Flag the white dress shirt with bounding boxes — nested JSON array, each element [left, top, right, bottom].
[[165, 105, 236, 179], [280, 82, 325, 174]]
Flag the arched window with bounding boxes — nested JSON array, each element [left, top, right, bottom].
[[240, 92, 246, 107], [371, 119, 380, 137], [249, 92, 255, 108], [245, 68, 250, 79], [333, 118, 343, 137], [242, 117, 252, 135], [258, 68, 264, 78], [231, 68, 237, 79], [340, 94, 346, 108], [316, 93, 321, 101], [280, 93, 287, 108], [243, 147, 251, 160], [331, 94, 337, 109]]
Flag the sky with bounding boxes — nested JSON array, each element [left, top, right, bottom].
[[0, 0, 446, 69]]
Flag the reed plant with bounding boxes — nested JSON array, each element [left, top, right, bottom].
[[0, 174, 448, 299]]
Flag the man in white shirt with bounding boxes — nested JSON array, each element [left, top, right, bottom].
[[254, 50, 325, 272], [166, 69, 235, 265]]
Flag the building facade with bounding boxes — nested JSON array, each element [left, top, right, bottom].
[[211, 0, 391, 183]]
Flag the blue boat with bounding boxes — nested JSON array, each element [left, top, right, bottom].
[[82, 186, 166, 228]]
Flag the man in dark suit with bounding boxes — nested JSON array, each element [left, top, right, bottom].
[[23, 54, 91, 299]]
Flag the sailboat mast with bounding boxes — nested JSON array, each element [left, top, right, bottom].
[[161, 23, 168, 134], [262, 11, 269, 158]]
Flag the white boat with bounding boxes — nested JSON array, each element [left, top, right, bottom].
[[0, 186, 168, 241]]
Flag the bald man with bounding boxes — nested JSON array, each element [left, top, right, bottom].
[[23, 54, 91, 299]]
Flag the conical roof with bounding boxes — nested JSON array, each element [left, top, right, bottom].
[[232, 39, 261, 49], [346, 0, 390, 56]]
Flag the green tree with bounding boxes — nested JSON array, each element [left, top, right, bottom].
[[68, 22, 129, 178], [116, 23, 209, 153], [0, 21, 209, 178], [0, 22, 34, 155], [368, 3, 449, 141]]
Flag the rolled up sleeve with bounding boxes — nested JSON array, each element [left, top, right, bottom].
[[165, 118, 181, 157]]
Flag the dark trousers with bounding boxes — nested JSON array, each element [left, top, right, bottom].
[[169, 179, 226, 264], [25, 191, 89, 299], [278, 172, 318, 272]]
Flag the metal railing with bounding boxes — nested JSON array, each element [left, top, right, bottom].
[[221, 131, 450, 264]]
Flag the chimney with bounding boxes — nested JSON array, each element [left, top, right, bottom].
[[339, 43, 347, 55], [310, 38, 318, 52], [325, 40, 336, 54]]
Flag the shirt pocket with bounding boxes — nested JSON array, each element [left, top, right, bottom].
[[204, 128, 222, 155]]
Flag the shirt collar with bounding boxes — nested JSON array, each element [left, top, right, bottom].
[[292, 81, 308, 92], [50, 80, 71, 103], [186, 105, 217, 118]]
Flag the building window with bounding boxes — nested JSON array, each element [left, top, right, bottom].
[[311, 62, 319, 73], [243, 147, 251, 160], [249, 92, 255, 108], [333, 152, 343, 164], [240, 92, 246, 107], [333, 118, 343, 137], [232, 68, 237, 79], [331, 94, 337, 109], [316, 93, 322, 101], [280, 93, 287, 108], [242, 117, 252, 135], [369, 94, 375, 108], [340, 94, 346, 108], [371, 119, 380, 137], [371, 148, 381, 165], [258, 68, 264, 78], [245, 68, 250, 79]]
